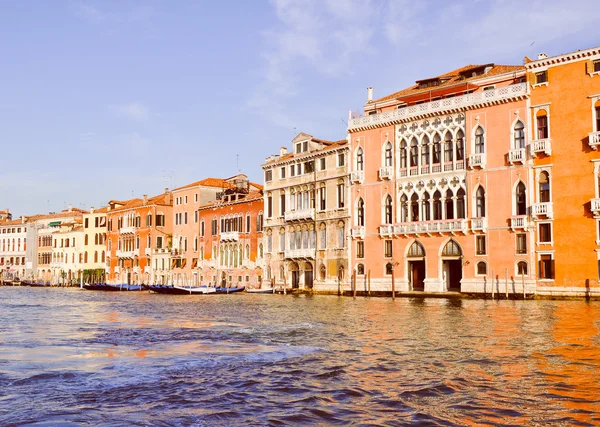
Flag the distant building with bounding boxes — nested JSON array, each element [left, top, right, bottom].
[[51, 219, 85, 285], [262, 133, 350, 291], [196, 174, 264, 287], [0, 217, 27, 280], [0, 209, 12, 224], [82, 206, 108, 283], [106, 190, 173, 285]]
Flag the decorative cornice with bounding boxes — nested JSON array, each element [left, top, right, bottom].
[[348, 83, 528, 133], [526, 47, 600, 70]]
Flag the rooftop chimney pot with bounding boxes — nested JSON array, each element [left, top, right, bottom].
[[367, 87, 374, 102]]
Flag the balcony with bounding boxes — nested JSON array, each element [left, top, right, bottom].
[[144, 248, 152, 256], [591, 198, 600, 216], [471, 217, 487, 232], [284, 248, 315, 259], [221, 231, 240, 242], [379, 166, 393, 180], [116, 250, 136, 258], [153, 248, 170, 255], [144, 266, 151, 274], [510, 215, 528, 231], [351, 226, 365, 239], [530, 138, 552, 157], [348, 83, 528, 131], [508, 148, 526, 165], [350, 170, 364, 184], [133, 266, 140, 274], [393, 219, 468, 236], [532, 202, 554, 219], [284, 208, 315, 222], [119, 226, 136, 235], [171, 248, 181, 257], [468, 153, 486, 169], [379, 224, 394, 237], [589, 131, 600, 150]]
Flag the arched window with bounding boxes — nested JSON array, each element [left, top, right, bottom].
[[84, 235, 88, 245], [475, 127, 485, 154], [94, 251, 98, 263], [536, 111, 548, 139], [517, 261, 528, 275], [456, 188, 466, 219], [357, 198, 365, 226], [410, 193, 419, 222], [400, 195, 408, 222], [514, 121, 525, 149], [433, 191, 442, 220], [433, 134, 441, 164], [477, 261, 487, 275], [385, 263, 393, 275], [408, 241, 425, 257], [475, 186, 486, 217], [456, 130, 465, 161], [357, 263, 365, 275], [444, 132, 453, 162], [516, 182, 527, 215], [445, 189, 454, 220], [384, 142, 393, 167], [320, 264, 326, 280], [595, 100, 600, 131], [384, 196, 393, 224], [338, 266, 345, 282], [84, 252, 88, 263], [356, 147, 364, 171], [410, 138, 418, 167], [400, 140, 407, 169], [421, 135, 430, 166], [101, 251, 105, 263], [442, 239, 462, 257], [279, 265, 285, 280], [422, 192, 431, 221], [539, 171, 550, 203]]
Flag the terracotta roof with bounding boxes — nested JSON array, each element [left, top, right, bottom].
[[0, 218, 26, 226], [173, 177, 234, 191], [90, 206, 109, 214], [107, 192, 172, 213], [372, 64, 524, 104], [25, 211, 85, 222]]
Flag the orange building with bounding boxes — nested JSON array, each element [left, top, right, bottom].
[[197, 176, 264, 288], [105, 189, 173, 285], [348, 63, 535, 295], [525, 46, 600, 296], [170, 176, 251, 286]]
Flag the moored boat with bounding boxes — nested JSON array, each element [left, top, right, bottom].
[[246, 287, 276, 294], [82, 283, 146, 291]]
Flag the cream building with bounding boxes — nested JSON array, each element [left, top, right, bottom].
[[262, 133, 350, 292], [0, 217, 28, 281], [51, 220, 85, 285], [82, 207, 108, 283]]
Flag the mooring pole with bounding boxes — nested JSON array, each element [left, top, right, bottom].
[[352, 269, 357, 298], [505, 268, 509, 299], [522, 273, 526, 300], [491, 269, 495, 299], [367, 270, 371, 297], [391, 266, 396, 300]]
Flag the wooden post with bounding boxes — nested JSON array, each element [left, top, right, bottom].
[[367, 269, 371, 297], [505, 268, 509, 299], [391, 266, 396, 300], [352, 270, 356, 298], [522, 273, 526, 300], [491, 269, 495, 299]]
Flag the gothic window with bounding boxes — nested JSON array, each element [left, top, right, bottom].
[[421, 135, 430, 166], [442, 239, 462, 257], [433, 134, 441, 164], [407, 241, 425, 257], [445, 189, 454, 220], [357, 263, 365, 275], [444, 132, 453, 162], [400, 140, 407, 169], [422, 192, 431, 221], [537, 112, 548, 139], [514, 121, 525, 149], [476, 261, 487, 275], [433, 191, 442, 220], [410, 193, 419, 222], [410, 138, 418, 167], [475, 126, 485, 154], [400, 194, 408, 222], [384, 195, 393, 224], [357, 198, 365, 226], [475, 186, 486, 217], [516, 182, 527, 215], [517, 261, 528, 275], [456, 130, 465, 161], [539, 171, 550, 203], [384, 142, 393, 167], [356, 147, 364, 171], [456, 188, 466, 219], [385, 263, 393, 275]]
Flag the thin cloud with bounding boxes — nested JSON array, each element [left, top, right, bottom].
[[111, 103, 151, 122]]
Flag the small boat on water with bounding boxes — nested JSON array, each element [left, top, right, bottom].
[[82, 283, 146, 291], [246, 287, 276, 294], [148, 284, 245, 295]]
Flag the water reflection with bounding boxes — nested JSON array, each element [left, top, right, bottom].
[[1, 288, 600, 426]]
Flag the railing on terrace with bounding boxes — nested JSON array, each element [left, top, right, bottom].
[[532, 202, 553, 218], [508, 148, 526, 164], [471, 217, 487, 231], [589, 131, 600, 150], [351, 226, 365, 239], [348, 83, 528, 131], [284, 208, 315, 222], [350, 170, 364, 183], [591, 198, 600, 216], [530, 139, 552, 157], [220, 231, 240, 242], [284, 248, 315, 259], [379, 166, 393, 180], [392, 219, 468, 235], [510, 215, 528, 230], [469, 153, 486, 169]]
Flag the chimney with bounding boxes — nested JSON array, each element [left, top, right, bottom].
[[68, 204, 72, 212], [143, 194, 148, 205], [537, 53, 548, 60], [164, 188, 171, 205], [21, 217, 25, 224], [367, 87, 373, 102], [90, 207, 95, 214], [280, 146, 288, 156]]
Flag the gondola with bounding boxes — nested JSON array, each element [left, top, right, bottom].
[[82, 283, 146, 291], [148, 284, 245, 295]]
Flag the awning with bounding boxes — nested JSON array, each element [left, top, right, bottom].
[[48, 221, 61, 227]]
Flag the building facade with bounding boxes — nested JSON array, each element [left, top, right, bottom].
[[51, 220, 84, 285], [106, 190, 173, 285], [525, 46, 600, 296], [262, 133, 350, 291], [82, 207, 108, 283], [348, 64, 535, 295], [171, 177, 240, 286], [197, 176, 264, 287], [0, 217, 27, 281]]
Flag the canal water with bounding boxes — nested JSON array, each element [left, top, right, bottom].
[[1, 288, 600, 426]]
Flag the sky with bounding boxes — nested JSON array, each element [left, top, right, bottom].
[[1, 0, 598, 217]]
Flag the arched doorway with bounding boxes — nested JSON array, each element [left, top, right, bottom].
[[221, 271, 227, 287], [289, 262, 300, 288], [407, 241, 426, 291], [441, 239, 462, 291], [304, 262, 313, 289]]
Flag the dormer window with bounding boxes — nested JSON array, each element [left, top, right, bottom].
[[417, 78, 440, 89], [295, 144, 301, 154]]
